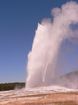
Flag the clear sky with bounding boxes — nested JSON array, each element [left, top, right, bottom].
[[0, 0, 78, 83]]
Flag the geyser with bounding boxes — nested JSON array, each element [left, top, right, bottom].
[[26, 1, 78, 88]]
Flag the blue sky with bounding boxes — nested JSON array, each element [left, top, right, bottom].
[[0, 0, 78, 83]]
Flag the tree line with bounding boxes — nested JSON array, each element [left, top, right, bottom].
[[0, 82, 25, 91]]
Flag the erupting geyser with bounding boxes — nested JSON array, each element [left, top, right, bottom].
[[26, 1, 78, 88]]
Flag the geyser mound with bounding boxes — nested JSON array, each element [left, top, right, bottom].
[[26, 1, 78, 88]]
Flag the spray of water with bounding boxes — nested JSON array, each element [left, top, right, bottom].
[[26, 1, 78, 88]]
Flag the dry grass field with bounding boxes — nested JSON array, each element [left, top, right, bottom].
[[0, 92, 78, 105]]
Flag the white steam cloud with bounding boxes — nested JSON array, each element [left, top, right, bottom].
[[26, 1, 78, 88]]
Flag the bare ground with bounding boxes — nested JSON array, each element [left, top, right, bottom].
[[0, 92, 78, 105]]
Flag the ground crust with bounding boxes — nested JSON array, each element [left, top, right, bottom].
[[0, 92, 78, 105]]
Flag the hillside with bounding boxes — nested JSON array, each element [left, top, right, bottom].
[[54, 71, 78, 89]]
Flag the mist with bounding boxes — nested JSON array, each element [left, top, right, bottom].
[[26, 1, 78, 88]]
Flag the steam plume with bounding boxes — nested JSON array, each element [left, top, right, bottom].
[[26, 1, 78, 88]]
